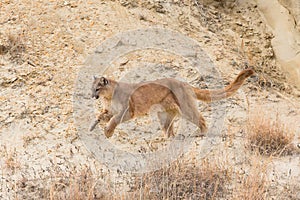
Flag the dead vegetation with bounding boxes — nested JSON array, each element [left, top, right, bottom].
[[48, 168, 103, 200], [0, 32, 26, 64], [128, 156, 231, 200], [5, 147, 298, 199], [15, 167, 108, 200], [10, 155, 231, 199], [233, 155, 269, 200], [4, 147, 21, 171], [246, 113, 296, 156]]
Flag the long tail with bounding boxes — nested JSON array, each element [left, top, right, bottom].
[[193, 68, 255, 102]]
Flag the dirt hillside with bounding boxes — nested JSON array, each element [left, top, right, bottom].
[[0, 0, 299, 199]]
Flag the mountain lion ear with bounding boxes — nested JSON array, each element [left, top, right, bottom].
[[100, 77, 109, 85], [93, 75, 97, 80]]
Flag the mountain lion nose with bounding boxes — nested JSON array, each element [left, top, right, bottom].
[[92, 94, 99, 99]]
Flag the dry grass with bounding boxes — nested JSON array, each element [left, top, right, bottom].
[[0, 32, 26, 64], [129, 156, 231, 200], [246, 114, 296, 156], [3, 146, 20, 171], [47, 168, 105, 200], [281, 182, 300, 200], [10, 154, 232, 200], [11, 166, 112, 200], [233, 155, 269, 200]]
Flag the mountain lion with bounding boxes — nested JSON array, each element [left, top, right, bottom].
[[90, 68, 254, 138]]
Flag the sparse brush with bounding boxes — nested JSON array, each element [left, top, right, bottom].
[[48, 168, 104, 200], [3, 146, 20, 171], [8, 33, 26, 63], [1, 32, 26, 63], [5, 154, 20, 171], [129, 157, 231, 199], [246, 114, 296, 156], [281, 182, 300, 200], [234, 155, 269, 200]]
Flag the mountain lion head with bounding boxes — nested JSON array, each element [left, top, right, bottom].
[[91, 76, 111, 99]]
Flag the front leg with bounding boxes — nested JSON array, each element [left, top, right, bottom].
[[90, 110, 113, 131], [157, 111, 176, 137], [104, 108, 132, 138], [104, 116, 118, 138]]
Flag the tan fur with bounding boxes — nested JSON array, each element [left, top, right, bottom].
[[91, 69, 254, 138]]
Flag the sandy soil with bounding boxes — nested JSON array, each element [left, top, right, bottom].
[[0, 0, 299, 199]]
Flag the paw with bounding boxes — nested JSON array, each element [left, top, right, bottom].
[[104, 126, 114, 138], [167, 130, 175, 138], [163, 128, 175, 138], [201, 125, 208, 133]]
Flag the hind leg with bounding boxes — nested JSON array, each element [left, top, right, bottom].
[[158, 110, 177, 137], [158, 93, 180, 137], [184, 111, 208, 134], [197, 113, 208, 133]]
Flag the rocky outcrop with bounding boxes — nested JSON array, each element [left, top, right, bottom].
[[256, 0, 300, 88]]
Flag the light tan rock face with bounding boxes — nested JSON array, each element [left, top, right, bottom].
[[257, 0, 300, 88], [278, 0, 300, 31]]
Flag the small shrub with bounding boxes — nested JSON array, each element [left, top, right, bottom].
[[247, 114, 295, 156], [130, 157, 231, 199], [1, 32, 26, 63], [48, 168, 104, 200]]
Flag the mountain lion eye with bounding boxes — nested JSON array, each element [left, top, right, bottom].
[[95, 88, 100, 92]]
